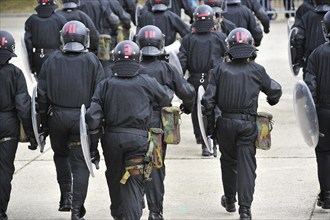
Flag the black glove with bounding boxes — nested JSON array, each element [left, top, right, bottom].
[[267, 98, 278, 106], [264, 27, 270, 34], [40, 126, 49, 143], [90, 150, 100, 170], [28, 136, 38, 150], [180, 103, 191, 114]]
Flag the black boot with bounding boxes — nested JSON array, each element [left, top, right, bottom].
[[202, 144, 212, 156], [148, 211, 164, 220], [317, 191, 330, 209], [221, 195, 236, 212], [71, 205, 86, 220], [0, 212, 8, 220], [239, 206, 252, 220], [58, 183, 72, 212], [113, 215, 125, 220]]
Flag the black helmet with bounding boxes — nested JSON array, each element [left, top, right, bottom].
[[35, 0, 58, 17], [226, 28, 257, 59], [226, 0, 241, 5], [204, 0, 227, 14], [322, 11, 330, 40], [193, 5, 215, 33], [61, 0, 80, 9], [60, 20, 90, 52], [137, 25, 165, 56], [113, 40, 141, 62], [0, 30, 17, 64], [149, 0, 170, 12]]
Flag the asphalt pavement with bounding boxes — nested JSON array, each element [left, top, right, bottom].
[[0, 14, 329, 220]]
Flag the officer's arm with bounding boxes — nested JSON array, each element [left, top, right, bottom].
[[304, 51, 318, 103], [81, 12, 100, 54], [201, 71, 217, 115], [260, 67, 282, 106], [173, 14, 190, 38], [177, 37, 189, 73], [247, 11, 263, 47], [24, 18, 34, 72]]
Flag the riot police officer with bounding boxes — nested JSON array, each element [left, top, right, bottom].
[[222, 0, 263, 47], [56, 0, 100, 54], [203, 0, 237, 35], [137, 0, 190, 47], [178, 5, 227, 156], [79, 0, 120, 49], [294, 0, 330, 79], [24, 0, 67, 79], [136, 25, 195, 220], [304, 11, 330, 210], [202, 28, 282, 220], [85, 40, 171, 220], [0, 30, 37, 220], [37, 21, 105, 219]]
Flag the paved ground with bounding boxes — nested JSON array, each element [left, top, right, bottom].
[[0, 14, 330, 220]]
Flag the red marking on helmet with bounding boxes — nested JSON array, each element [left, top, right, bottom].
[[1, 37, 5, 46], [208, 0, 217, 2], [236, 31, 248, 43], [124, 44, 132, 56], [66, 23, 77, 34], [155, 0, 162, 3], [197, 13, 209, 18], [41, 0, 48, 3], [145, 31, 156, 39]]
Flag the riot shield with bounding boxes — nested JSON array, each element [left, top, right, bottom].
[[168, 50, 183, 76], [31, 86, 45, 153], [288, 27, 300, 76], [20, 36, 36, 85], [164, 40, 180, 54], [197, 85, 213, 154], [293, 80, 319, 148], [80, 104, 96, 177]]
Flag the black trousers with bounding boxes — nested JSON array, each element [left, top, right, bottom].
[[144, 111, 167, 213], [101, 132, 148, 220], [0, 140, 18, 214], [316, 108, 330, 192], [49, 109, 89, 208], [216, 116, 257, 207]]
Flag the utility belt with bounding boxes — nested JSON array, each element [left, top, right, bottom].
[[189, 72, 210, 83], [68, 141, 81, 147], [106, 127, 148, 137], [221, 112, 256, 122], [33, 48, 56, 58], [51, 105, 80, 111], [0, 137, 17, 144]]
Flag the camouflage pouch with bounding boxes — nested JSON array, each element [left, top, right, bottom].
[[148, 128, 164, 169], [161, 106, 181, 144], [97, 34, 111, 61], [19, 122, 29, 143], [255, 112, 274, 150]]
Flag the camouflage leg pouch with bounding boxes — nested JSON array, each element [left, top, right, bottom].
[[161, 106, 181, 144], [148, 128, 164, 169], [255, 112, 274, 150]]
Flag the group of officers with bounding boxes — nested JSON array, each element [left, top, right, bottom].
[[0, 0, 329, 219]]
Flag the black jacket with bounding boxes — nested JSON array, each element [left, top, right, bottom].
[[109, 0, 132, 30], [0, 63, 34, 138], [137, 10, 190, 46], [305, 43, 330, 106], [202, 60, 282, 115], [178, 31, 227, 73]]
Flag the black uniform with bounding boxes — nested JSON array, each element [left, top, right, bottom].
[[140, 56, 195, 218], [79, 0, 120, 48], [56, 8, 100, 54], [37, 50, 105, 218], [137, 10, 190, 46], [292, 0, 314, 28], [178, 30, 227, 153], [294, 7, 328, 78], [117, 0, 137, 25], [0, 63, 36, 220], [241, 0, 270, 33], [86, 59, 171, 220], [304, 42, 330, 209], [202, 58, 282, 216], [222, 3, 263, 46], [24, 9, 66, 78]]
